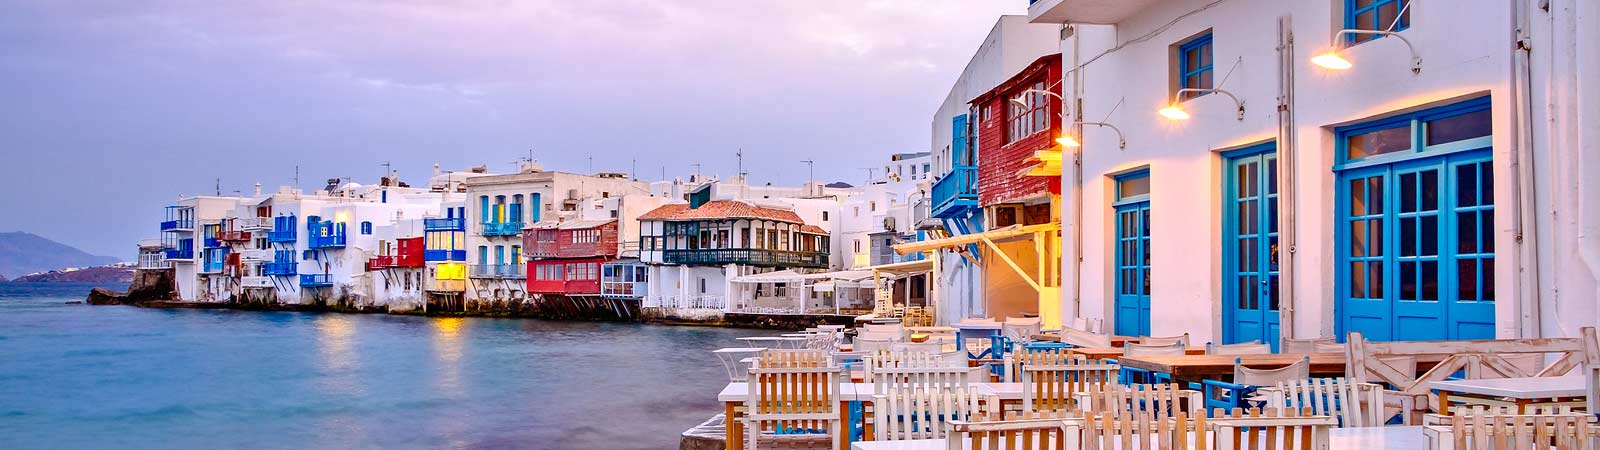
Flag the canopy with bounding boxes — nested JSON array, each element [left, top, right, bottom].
[[729, 269, 807, 284]]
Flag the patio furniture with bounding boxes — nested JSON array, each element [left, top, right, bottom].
[[1423, 412, 1599, 450], [999, 348, 1076, 383], [1019, 360, 1120, 419], [1279, 336, 1338, 354], [1429, 373, 1588, 416], [942, 418, 1076, 450], [1260, 377, 1387, 427], [1193, 356, 1312, 417], [954, 319, 1003, 358], [1138, 333, 1190, 347], [713, 347, 769, 382], [872, 386, 989, 441], [1078, 383, 1201, 419], [1207, 341, 1274, 355], [1210, 407, 1337, 450], [743, 355, 845, 450], [1081, 410, 1206, 450], [1117, 342, 1188, 384]]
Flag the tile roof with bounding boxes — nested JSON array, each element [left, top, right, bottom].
[[799, 225, 828, 234], [637, 200, 806, 224]]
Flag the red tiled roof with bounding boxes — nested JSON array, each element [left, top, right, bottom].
[[637, 200, 805, 223], [799, 225, 828, 234]]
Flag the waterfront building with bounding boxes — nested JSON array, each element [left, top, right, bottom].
[[160, 196, 254, 302], [524, 219, 619, 301], [1009, 0, 1600, 342]]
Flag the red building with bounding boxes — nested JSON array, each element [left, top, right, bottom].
[[969, 53, 1063, 226], [368, 236, 425, 270], [523, 220, 618, 296]]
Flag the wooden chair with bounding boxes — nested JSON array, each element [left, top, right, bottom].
[[1081, 410, 1206, 450], [1118, 342, 1187, 384], [1001, 317, 1043, 347], [1001, 348, 1078, 382], [1209, 407, 1337, 450], [1346, 327, 1600, 423], [755, 349, 831, 368], [743, 357, 844, 450], [1061, 326, 1113, 348], [1278, 337, 1336, 354], [1020, 359, 1120, 419], [854, 336, 894, 354], [1078, 383, 1202, 419], [1207, 341, 1274, 356], [1424, 412, 1600, 450], [1425, 404, 1584, 426], [944, 418, 1078, 450], [1193, 356, 1311, 416], [1260, 377, 1386, 427], [1138, 333, 1190, 347], [872, 386, 990, 441]]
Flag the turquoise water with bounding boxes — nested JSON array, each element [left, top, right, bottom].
[[0, 283, 766, 449]]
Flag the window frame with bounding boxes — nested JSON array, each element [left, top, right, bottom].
[[1176, 32, 1214, 101], [1344, 0, 1411, 45], [1334, 96, 1492, 170]]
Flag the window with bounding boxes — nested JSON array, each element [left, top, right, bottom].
[[360, 221, 372, 235], [1345, 0, 1410, 44], [822, 211, 829, 222], [1176, 32, 1213, 100], [1112, 169, 1153, 336], [1006, 81, 1050, 143]]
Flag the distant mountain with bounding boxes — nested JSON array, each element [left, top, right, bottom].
[[0, 232, 121, 279], [11, 265, 134, 283]]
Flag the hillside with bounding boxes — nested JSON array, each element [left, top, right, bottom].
[[0, 232, 121, 279], [11, 265, 135, 283]]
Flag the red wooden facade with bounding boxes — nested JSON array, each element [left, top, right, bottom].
[[523, 220, 618, 295], [527, 257, 609, 295], [971, 53, 1063, 207], [369, 236, 425, 270]]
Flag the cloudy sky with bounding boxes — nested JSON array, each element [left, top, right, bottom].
[[0, 1, 1027, 258]]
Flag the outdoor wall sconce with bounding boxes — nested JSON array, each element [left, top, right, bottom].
[[1158, 88, 1245, 121], [1312, 29, 1422, 74], [1058, 121, 1126, 149]]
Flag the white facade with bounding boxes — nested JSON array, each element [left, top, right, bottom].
[[930, 15, 1062, 177], [1026, 0, 1600, 341]]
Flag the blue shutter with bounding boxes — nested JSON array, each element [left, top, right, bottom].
[[951, 114, 969, 167], [530, 193, 542, 223]]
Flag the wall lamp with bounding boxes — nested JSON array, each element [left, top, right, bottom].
[[1057, 122, 1126, 150], [1158, 88, 1245, 121], [1312, 30, 1422, 74], [1010, 88, 1064, 106]]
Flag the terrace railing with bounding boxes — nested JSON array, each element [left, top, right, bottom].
[[424, 217, 465, 232], [468, 264, 525, 279], [930, 166, 978, 218], [262, 262, 297, 276], [662, 248, 828, 268], [299, 274, 333, 287], [267, 230, 297, 244], [160, 219, 194, 231], [479, 221, 524, 237]]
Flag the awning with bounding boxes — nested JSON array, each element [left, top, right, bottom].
[[892, 223, 1060, 255], [860, 259, 933, 275], [728, 269, 806, 284]]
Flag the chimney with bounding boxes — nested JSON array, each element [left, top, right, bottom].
[[254, 183, 262, 196]]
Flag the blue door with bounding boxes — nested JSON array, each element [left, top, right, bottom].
[[1335, 98, 1495, 341], [1223, 147, 1281, 348]]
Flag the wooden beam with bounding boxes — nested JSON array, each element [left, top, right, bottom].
[[980, 236, 1041, 292], [892, 223, 1061, 255]]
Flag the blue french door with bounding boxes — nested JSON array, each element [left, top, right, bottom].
[[1223, 147, 1280, 348], [1337, 150, 1495, 341], [1113, 202, 1152, 336]]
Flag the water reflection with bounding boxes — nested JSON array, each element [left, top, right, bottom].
[[312, 314, 366, 442], [430, 317, 467, 448]]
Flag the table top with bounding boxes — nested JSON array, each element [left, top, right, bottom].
[[1115, 353, 1346, 378], [719, 382, 1025, 403], [908, 326, 959, 333], [1030, 334, 1139, 347], [1068, 347, 1206, 359], [1428, 373, 1586, 399], [737, 336, 806, 341], [712, 347, 768, 354], [849, 426, 1428, 450]]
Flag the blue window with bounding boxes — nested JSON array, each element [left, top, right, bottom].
[[1112, 170, 1152, 337], [1177, 33, 1213, 100], [1345, 0, 1410, 44], [477, 245, 488, 266], [360, 221, 372, 235], [530, 193, 542, 223], [479, 195, 489, 224], [1223, 144, 1281, 349], [1335, 97, 1494, 342]]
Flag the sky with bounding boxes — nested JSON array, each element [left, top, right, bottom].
[[0, 1, 1028, 258]]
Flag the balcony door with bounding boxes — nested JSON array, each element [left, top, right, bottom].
[[1112, 170, 1151, 337], [1223, 145, 1281, 349]]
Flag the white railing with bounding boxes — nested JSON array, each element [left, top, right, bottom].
[[648, 294, 724, 309], [137, 253, 170, 269], [238, 249, 273, 261], [236, 217, 272, 230], [241, 276, 273, 288]]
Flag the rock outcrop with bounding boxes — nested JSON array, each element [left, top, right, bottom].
[[84, 268, 176, 305]]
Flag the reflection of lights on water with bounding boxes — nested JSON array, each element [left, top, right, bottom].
[[430, 317, 468, 448], [312, 315, 366, 439]]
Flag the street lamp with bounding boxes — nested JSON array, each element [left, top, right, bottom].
[[1158, 88, 1245, 121]]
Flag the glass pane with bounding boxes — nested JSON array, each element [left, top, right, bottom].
[[1347, 125, 1411, 160], [1200, 43, 1212, 66], [1350, 261, 1367, 297], [1369, 177, 1385, 213], [1480, 162, 1494, 202], [1369, 261, 1384, 298], [1142, 238, 1151, 266], [1458, 212, 1478, 254], [1239, 277, 1253, 309], [1420, 261, 1438, 301], [1421, 170, 1439, 211], [1458, 259, 1479, 300], [1185, 74, 1200, 91], [1399, 217, 1416, 257], [1482, 210, 1495, 252], [1457, 164, 1478, 207], [1351, 220, 1368, 257], [1428, 109, 1492, 146], [1186, 48, 1200, 72], [1240, 238, 1256, 271], [1268, 276, 1281, 311], [1268, 197, 1279, 233], [1483, 259, 1496, 301], [1369, 219, 1384, 255], [1350, 179, 1367, 216], [1377, 1, 1401, 31], [1400, 172, 1417, 213], [1199, 70, 1213, 90], [1266, 159, 1279, 194], [1241, 200, 1257, 235], [1420, 215, 1438, 256], [1355, 9, 1376, 32], [1141, 268, 1151, 294], [1119, 176, 1150, 199], [1401, 261, 1418, 300], [1269, 236, 1280, 271]]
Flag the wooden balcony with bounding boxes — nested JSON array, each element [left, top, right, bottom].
[[662, 248, 828, 268]]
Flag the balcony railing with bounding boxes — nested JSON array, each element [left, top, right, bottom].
[[601, 281, 647, 299], [646, 294, 725, 310], [431, 279, 467, 292], [241, 276, 273, 288], [218, 231, 252, 241], [479, 221, 524, 237], [299, 274, 333, 287], [661, 248, 829, 268], [424, 249, 467, 262], [262, 262, 297, 276], [137, 253, 170, 269], [236, 217, 272, 230], [163, 247, 195, 260], [424, 217, 465, 231], [203, 237, 222, 248], [468, 264, 525, 279], [310, 233, 346, 249], [160, 219, 194, 231], [367, 255, 397, 270], [267, 230, 297, 243], [930, 166, 979, 218]]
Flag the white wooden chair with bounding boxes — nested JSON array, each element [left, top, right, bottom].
[[1001, 348, 1078, 383], [1077, 383, 1202, 419], [743, 356, 844, 450], [892, 342, 944, 354], [1020, 360, 1120, 419], [1061, 326, 1112, 348], [1081, 410, 1206, 450], [1278, 337, 1337, 354], [1002, 317, 1042, 343], [872, 386, 991, 441], [1259, 377, 1386, 427], [1207, 341, 1274, 355], [944, 418, 1079, 450], [1424, 412, 1600, 450], [1137, 333, 1190, 347], [854, 336, 894, 354], [1209, 407, 1338, 450], [1122, 342, 1187, 357]]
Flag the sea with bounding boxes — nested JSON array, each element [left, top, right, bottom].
[[0, 282, 768, 450]]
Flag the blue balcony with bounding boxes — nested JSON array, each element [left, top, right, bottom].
[[163, 247, 194, 260], [203, 237, 222, 248], [425, 249, 468, 262], [930, 166, 979, 219], [469, 264, 525, 279], [299, 274, 333, 287], [160, 219, 194, 231], [267, 230, 296, 243], [263, 262, 297, 276], [479, 221, 524, 237], [425, 217, 465, 231]]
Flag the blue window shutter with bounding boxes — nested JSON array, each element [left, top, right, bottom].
[[952, 114, 969, 166], [479, 196, 489, 224], [531, 193, 542, 223]]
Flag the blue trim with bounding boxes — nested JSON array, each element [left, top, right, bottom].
[[1221, 144, 1282, 350], [1177, 33, 1213, 99], [1344, 0, 1410, 45], [1112, 199, 1152, 336], [1334, 96, 1491, 169]]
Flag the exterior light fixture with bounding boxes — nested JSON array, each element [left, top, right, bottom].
[[1060, 122, 1126, 150], [1314, 29, 1422, 74], [1011, 88, 1064, 107], [1159, 88, 1245, 121]]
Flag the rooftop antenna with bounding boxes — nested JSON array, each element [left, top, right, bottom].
[[631, 157, 637, 181], [690, 163, 703, 180], [294, 165, 300, 188], [801, 159, 815, 189], [380, 161, 393, 181], [588, 155, 594, 174], [859, 167, 877, 182], [736, 148, 746, 179], [215, 178, 221, 196]]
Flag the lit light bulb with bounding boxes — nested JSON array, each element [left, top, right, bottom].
[[1311, 51, 1353, 70], [1055, 136, 1081, 148], [1158, 105, 1190, 121]]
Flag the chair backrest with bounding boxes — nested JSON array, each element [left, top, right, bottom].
[[868, 353, 975, 396], [804, 330, 841, 350], [1123, 342, 1188, 357], [892, 342, 944, 354], [1210, 407, 1337, 450], [1207, 341, 1273, 355], [864, 323, 905, 334], [1081, 410, 1205, 450], [744, 363, 844, 449], [755, 349, 831, 368], [853, 336, 894, 354], [1002, 317, 1042, 342], [1073, 317, 1105, 334], [1080, 383, 1199, 419], [857, 329, 908, 342], [874, 386, 987, 441], [1139, 333, 1190, 346], [1428, 412, 1599, 450], [1269, 377, 1385, 427], [1001, 348, 1078, 382], [1233, 356, 1311, 386], [1279, 337, 1337, 354], [944, 419, 1078, 450], [1346, 327, 1600, 418], [1020, 359, 1120, 418], [1061, 326, 1113, 348]]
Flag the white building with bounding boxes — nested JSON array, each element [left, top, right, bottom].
[[1023, 0, 1600, 343]]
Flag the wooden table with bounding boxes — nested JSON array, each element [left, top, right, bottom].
[[719, 382, 1024, 450], [1115, 353, 1346, 381], [1429, 373, 1588, 414], [849, 425, 1429, 449], [1067, 347, 1205, 360], [1030, 333, 1139, 347]]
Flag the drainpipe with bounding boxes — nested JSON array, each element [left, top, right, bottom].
[[1275, 16, 1299, 340], [1510, 0, 1544, 337], [1068, 25, 1087, 323]]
